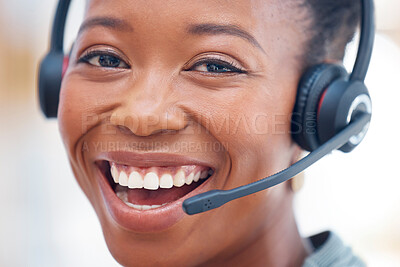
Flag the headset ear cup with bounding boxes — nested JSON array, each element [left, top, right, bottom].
[[292, 64, 348, 151], [38, 51, 64, 118], [318, 80, 371, 153]]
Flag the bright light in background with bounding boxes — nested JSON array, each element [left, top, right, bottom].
[[375, 0, 400, 30], [0, 0, 399, 266]]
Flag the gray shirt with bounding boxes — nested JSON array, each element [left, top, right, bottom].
[[303, 231, 366, 267]]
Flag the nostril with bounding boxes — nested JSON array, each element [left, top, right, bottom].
[[149, 128, 180, 135], [113, 118, 188, 137], [117, 125, 133, 135]]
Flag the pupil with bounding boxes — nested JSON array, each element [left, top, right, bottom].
[[206, 63, 229, 72], [99, 55, 120, 67]]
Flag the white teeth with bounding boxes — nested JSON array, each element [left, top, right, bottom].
[[193, 171, 200, 182], [186, 172, 194, 185], [173, 170, 186, 187], [143, 172, 159, 190], [159, 174, 173, 188], [111, 164, 119, 183], [126, 203, 142, 209], [119, 171, 129, 186], [124, 201, 166, 210], [116, 190, 127, 202], [110, 163, 212, 189], [128, 171, 143, 189], [141, 205, 152, 211], [200, 170, 208, 179]]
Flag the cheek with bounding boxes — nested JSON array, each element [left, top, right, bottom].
[[58, 77, 109, 210], [203, 78, 298, 188], [58, 78, 82, 153], [218, 86, 294, 148], [58, 75, 111, 153]]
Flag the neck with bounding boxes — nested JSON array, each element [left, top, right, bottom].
[[200, 189, 309, 267]]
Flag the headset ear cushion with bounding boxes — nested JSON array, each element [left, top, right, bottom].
[[292, 64, 348, 151], [38, 51, 64, 118]]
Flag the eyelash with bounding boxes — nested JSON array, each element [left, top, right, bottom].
[[78, 50, 246, 74], [78, 50, 130, 69], [187, 58, 247, 74]]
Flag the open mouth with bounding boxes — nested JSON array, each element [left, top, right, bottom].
[[98, 161, 214, 211]]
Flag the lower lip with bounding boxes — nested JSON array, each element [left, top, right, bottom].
[[96, 166, 214, 233]]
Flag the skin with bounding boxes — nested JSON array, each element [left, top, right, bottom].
[[59, 0, 313, 266]]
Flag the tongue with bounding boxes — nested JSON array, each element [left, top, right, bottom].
[[126, 183, 201, 205]]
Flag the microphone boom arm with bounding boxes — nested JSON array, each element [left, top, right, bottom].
[[182, 112, 371, 215]]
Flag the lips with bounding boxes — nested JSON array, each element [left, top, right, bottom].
[[95, 151, 216, 232]]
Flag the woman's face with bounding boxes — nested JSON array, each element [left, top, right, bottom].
[[59, 0, 307, 265]]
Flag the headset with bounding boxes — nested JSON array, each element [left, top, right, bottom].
[[38, 0, 374, 215]]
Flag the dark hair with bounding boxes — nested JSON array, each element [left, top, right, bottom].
[[303, 0, 361, 68]]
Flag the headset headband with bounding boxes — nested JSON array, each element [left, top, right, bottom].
[[50, 0, 71, 52], [351, 0, 374, 81]]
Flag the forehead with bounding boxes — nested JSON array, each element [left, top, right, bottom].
[[83, 0, 300, 39]]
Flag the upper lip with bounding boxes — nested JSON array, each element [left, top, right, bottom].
[[96, 151, 215, 169]]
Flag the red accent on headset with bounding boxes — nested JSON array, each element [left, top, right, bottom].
[[62, 56, 69, 79], [317, 89, 328, 117]]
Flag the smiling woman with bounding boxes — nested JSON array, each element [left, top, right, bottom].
[[39, 0, 371, 266]]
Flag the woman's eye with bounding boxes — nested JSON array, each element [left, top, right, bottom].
[[189, 60, 245, 74], [79, 52, 129, 69]]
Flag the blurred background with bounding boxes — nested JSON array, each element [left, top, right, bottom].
[[0, 0, 399, 266]]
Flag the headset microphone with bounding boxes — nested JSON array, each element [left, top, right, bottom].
[[183, 0, 375, 215], [38, 0, 374, 215]]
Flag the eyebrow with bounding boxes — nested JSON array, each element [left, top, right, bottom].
[[78, 17, 134, 35], [187, 23, 265, 53], [78, 19, 264, 53]]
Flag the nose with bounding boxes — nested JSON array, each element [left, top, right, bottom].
[[110, 74, 187, 137]]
